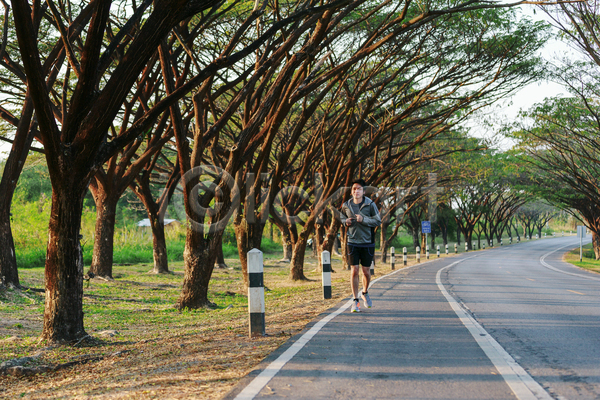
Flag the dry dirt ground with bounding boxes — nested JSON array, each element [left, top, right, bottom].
[[1, 252, 413, 399]]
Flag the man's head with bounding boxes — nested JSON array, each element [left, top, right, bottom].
[[351, 179, 367, 203]]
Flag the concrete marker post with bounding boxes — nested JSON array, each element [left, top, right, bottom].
[[445, 244, 448, 255], [403, 247, 407, 266], [454, 243, 458, 254], [248, 248, 265, 338], [500, 238, 503, 246], [509, 237, 512, 244], [426, 245, 430, 259], [437, 245, 440, 258], [416, 246, 421, 263], [390, 247, 395, 270], [322, 250, 332, 300], [490, 239, 493, 248], [482, 242, 486, 249], [465, 242, 468, 252]]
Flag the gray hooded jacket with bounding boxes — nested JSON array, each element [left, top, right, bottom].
[[341, 196, 381, 246]]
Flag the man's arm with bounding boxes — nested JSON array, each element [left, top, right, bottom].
[[361, 203, 381, 227]]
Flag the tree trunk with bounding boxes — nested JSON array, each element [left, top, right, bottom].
[[0, 105, 36, 288], [215, 239, 228, 269], [290, 234, 310, 280], [150, 216, 169, 274], [278, 223, 293, 262], [380, 220, 389, 263], [0, 208, 19, 287], [88, 191, 119, 279], [177, 225, 221, 309], [340, 227, 350, 270], [234, 218, 265, 288], [42, 185, 87, 343], [592, 231, 600, 260]]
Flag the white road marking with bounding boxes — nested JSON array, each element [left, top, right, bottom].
[[539, 242, 600, 282], [234, 256, 441, 399], [437, 260, 553, 400]]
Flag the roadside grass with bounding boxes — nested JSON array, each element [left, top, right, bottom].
[[564, 243, 600, 273], [0, 251, 366, 399]]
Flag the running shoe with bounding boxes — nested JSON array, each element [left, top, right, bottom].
[[351, 299, 360, 313], [361, 291, 372, 308]]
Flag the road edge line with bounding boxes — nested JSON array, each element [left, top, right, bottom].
[[436, 261, 553, 400]]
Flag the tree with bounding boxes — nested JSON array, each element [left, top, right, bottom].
[[10, 0, 231, 342]]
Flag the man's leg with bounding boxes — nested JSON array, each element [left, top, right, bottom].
[[361, 265, 371, 294], [350, 265, 360, 299]]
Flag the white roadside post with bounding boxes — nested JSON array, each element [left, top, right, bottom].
[[322, 251, 332, 300], [454, 243, 458, 254], [445, 244, 448, 255], [465, 242, 468, 252], [501, 238, 503, 246], [416, 246, 421, 263], [403, 247, 407, 266], [426, 245, 430, 259], [390, 247, 395, 270], [490, 239, 493, 248], [509, 237, 512, 244], [248, 249, 265, 337], [437, 245, 440, 258], [482, 242, 486, 249]]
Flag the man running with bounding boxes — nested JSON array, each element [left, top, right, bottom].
[[341, 179, 381, 312]]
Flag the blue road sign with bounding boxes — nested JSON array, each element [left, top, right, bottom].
[[421, 220, 431, 234]]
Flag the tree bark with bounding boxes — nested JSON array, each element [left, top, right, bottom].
[[42, 184, 87, 343], [234, 218, 265, 288], [0, 209, 19, 288], [592, 231, 600, 260], [88, 188, 119, 279], [177, 225, 221, 309], [149, 216, 169, 274], [0, 101, 36, 288]]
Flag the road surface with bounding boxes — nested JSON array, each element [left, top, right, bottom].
[[225, 237, 600, 400]]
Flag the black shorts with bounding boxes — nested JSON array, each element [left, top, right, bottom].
[[347, 244, 375, 267]]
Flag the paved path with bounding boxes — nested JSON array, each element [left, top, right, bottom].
[[225, 237, 600, 400]]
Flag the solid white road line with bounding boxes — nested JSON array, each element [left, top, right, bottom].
[[539, 241, 600, 282], [437, 260, 553, 400]]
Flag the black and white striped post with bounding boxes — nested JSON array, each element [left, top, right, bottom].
[[416, 246, 421, 263], [536, 234, 539, 239], [490, 239, 493, 248], [445, 244, 448, 255], [517, 236, 520, 243], [465, 242, 468, 252], [509, 237, 512, 244], [390, 247, 395, 270], [370, 260, 375, 276], [501, 238, 503, 246], [482, 242, 486, 249], [248, 248, 265, 338], [403, 247, 407, 266], [322, 250, 332, 299], [472, 242, 476, 250], [426, 245, 430, 259], [454, 243, 458, 254], [437, 245, 440, 258]]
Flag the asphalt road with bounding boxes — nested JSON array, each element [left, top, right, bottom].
[[225, 237, 600, 400]]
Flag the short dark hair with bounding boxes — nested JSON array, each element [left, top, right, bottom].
[[351, 178, 367, 188]]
